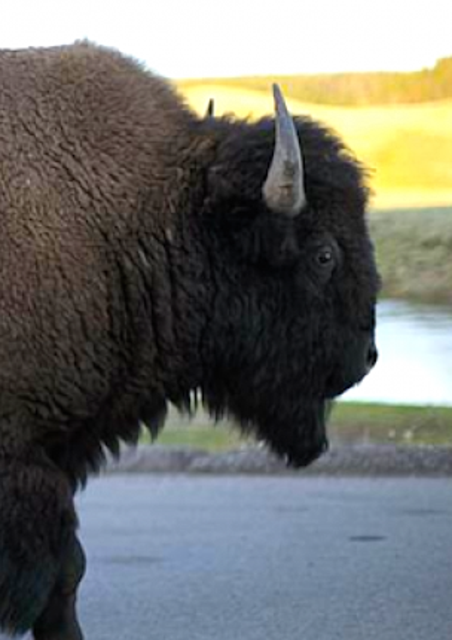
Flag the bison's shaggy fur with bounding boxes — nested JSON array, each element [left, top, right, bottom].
[[0, 42, 379, 638]]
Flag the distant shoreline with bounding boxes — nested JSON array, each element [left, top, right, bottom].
[[176, 58, 452, 106]]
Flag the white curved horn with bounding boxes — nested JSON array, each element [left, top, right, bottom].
[[262, 84, 306, 216]]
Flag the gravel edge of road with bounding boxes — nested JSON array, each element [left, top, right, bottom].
[[104, 443, 452, 477]]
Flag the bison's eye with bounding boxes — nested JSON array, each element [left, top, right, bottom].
[[316, 245, 335, 269]]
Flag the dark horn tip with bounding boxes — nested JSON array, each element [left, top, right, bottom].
[[272, 83, 282, 100], [272, 84, 287, 114]]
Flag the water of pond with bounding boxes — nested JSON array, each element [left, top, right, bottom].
[[343, 299, 452, 406]]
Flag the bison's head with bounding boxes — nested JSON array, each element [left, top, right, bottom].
[[198, 85, 379, 467]]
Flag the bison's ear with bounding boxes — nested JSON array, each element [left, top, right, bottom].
[[203, 152, 302, 267], [204, 174, 302, 267]]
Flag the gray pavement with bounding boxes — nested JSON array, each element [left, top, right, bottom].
[[64, 475, 452, 640]]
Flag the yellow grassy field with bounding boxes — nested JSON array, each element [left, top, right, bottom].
[[176, 83, 452, 210]]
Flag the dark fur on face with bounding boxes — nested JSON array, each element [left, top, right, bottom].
[[195, 116, 378, 466], [0, 42, 378, 636]]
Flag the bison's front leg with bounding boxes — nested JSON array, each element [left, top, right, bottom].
[[33, 534, 86, 640], [0, 454, 80, 639]]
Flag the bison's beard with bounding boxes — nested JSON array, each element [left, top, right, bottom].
[[201, 381, 331, 468], [256, 400, 331, 468]]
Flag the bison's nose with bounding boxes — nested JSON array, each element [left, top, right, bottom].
[[366, 342, 378, 373]]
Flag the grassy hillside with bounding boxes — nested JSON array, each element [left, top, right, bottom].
[[370, 206, 452, 303], [175, 82, 452, 209]]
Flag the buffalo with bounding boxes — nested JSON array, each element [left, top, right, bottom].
[[0, 42, 379, 639]]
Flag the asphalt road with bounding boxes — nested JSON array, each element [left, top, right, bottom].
[[15, 475, 452, 640]]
